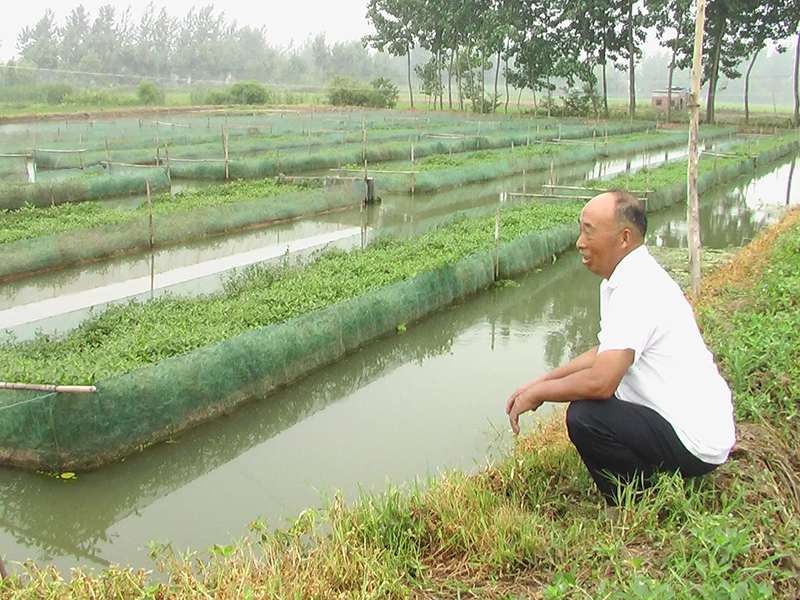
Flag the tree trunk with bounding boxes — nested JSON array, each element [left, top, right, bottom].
[[744, 48, 759, 125], [794, 31, 800, 128], [438, 49, 443, 110], [628, 2, 636, 118], [504, 56, 510, 113], [667, 42, 677, 123], [406, 43, 414, 109], [455, 45, 463, 111], [448, 48, 454, 110], [547, 77, 552, 118], [481, 48, 487, 113], [704, 23, 725, 124], [600, 42, 608, 117], [589, 78, 599, 119], [493, 48, 501, 112]]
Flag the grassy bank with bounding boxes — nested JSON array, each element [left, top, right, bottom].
[[2, 213, 798, 598]]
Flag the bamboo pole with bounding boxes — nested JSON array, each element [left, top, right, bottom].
[[687, 0, 707, 301], [0, 382, 97, 393]]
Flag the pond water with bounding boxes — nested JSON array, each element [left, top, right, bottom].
[[0, 137, 734, 341], [0, 150, 796, 575]]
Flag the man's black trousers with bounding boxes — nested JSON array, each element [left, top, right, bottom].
[[566, 397, 720, 506]]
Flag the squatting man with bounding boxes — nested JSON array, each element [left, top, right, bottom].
[[505, 189, 736, 506]]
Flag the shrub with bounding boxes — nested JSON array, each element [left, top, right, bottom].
[[204, 89, 232, 105], [136, 81, 165, 105], [229, 81, 271, 105], [41, 82, 76, 105], [326, 75, 371, 107], [327, 75, 398, 108], [61, 89, 114, 106], [368, 77, 399, 109]]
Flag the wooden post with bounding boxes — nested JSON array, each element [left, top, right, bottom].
[[687, 0, 707, 301], [164, 142, 172, 184], [493, 208, 501, 281], [105, 138, 110, 164], [522, 169, 526, 194], [361, 117, 367, 165], [222, 128, 230, 181], [146, 179, 156, 295], [146, 179, 155, 250], [24, 155, 35, 184]]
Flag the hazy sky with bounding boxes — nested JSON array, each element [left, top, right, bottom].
[[0, 0, 373, 61]]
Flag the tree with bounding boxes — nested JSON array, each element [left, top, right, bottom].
[[364, 0, 419, 107], [505, 0, 562, 115], [649, 0, 694, 122], [17, 9, 60, 70], [60, 6, 91, 70], [673, 0, 765, 123], [86, 5, 121, 75]]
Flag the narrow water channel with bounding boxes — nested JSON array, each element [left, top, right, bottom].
[[0, 152, 796, 574], [0, 138, 734, 341]]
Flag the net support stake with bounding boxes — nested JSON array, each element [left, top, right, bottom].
[[0, 382, 97, 393]]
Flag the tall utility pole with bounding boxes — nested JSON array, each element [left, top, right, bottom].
[[687, 0, 707, 300]]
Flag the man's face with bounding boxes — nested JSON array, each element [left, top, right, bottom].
[[576, 193, 624, 279]]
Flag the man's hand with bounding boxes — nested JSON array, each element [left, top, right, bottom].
[[506, 382, 546, 435]]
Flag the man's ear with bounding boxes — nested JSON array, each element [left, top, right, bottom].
[[620, 226, 633, 248]]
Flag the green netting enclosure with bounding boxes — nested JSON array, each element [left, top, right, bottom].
[[0, 178, 367, 280], [0, 168, 170, 210], [0, 220, 577, 470], [0, 127, 795, 471]]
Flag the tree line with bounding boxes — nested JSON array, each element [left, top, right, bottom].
[[6, 3, 405, 90], [364, 0, 800, 124], [4, 0, 800, 124]]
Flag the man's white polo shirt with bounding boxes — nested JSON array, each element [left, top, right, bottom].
[[597, 245, 736, 464]]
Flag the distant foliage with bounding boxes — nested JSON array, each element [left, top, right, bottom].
[[228, 81, 272, 105], [136, 81, 165, 105], [326, 75, 398, 108]]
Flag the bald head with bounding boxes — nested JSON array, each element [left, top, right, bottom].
[[583, 190, 646, 240], [577, 190, 646, 279]]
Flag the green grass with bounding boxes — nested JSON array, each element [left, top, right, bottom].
[[0, 202, 583, 385], [700, 224, 800, 428]]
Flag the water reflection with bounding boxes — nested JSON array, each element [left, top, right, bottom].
[[0, 251, 595, 570]]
